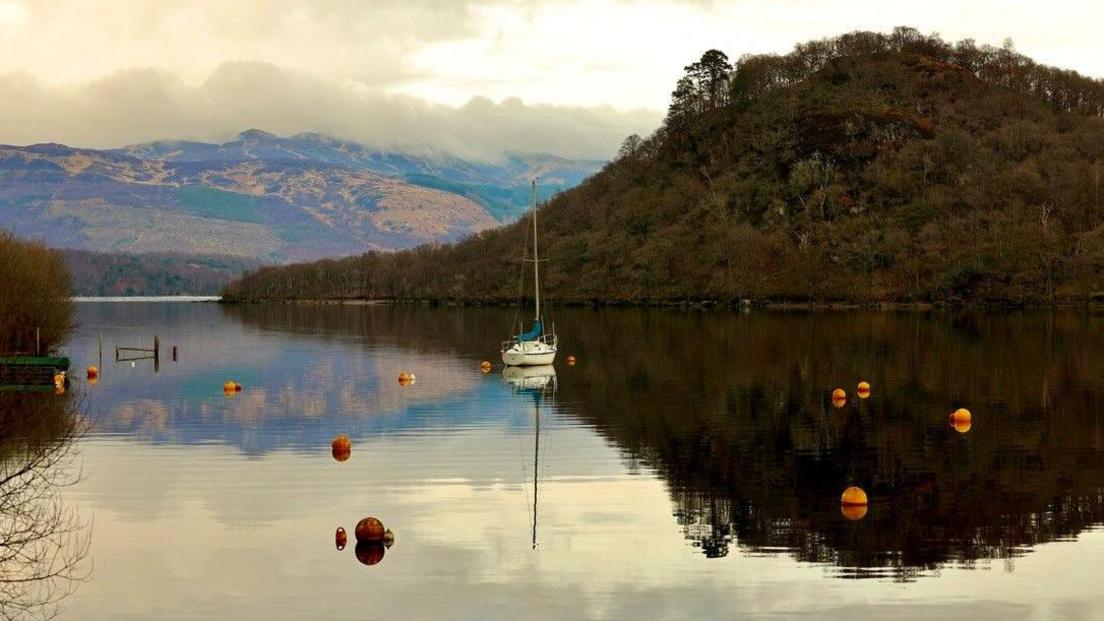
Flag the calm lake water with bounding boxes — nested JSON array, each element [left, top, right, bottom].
[[21, 303, 1104, 618]]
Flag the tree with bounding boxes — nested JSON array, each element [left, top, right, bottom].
[[618, 134, 644, 160]]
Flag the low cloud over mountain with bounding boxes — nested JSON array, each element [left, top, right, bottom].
[[0, 61, 660, 161]]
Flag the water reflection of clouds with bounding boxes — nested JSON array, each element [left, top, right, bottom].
[[66, 437, 1104, 620]]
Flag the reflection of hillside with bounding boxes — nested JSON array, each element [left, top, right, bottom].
[[0, 392, 90, 615], [553, 311, 1104, 579]]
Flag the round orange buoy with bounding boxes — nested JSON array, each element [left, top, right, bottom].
[[857, 381, 870, 398], [223, 380, 237, 392], [87, 366, 99, 380], [480, 360, 492, 373], [841, 486, 868, 506], [355, 517, 385, 542], [832, 395, 847, 408], [831, 388, 846, 400], [841, 504, 868, 521], [335, 527, 347, 550], [355, 541, 385, 566], [382, 529, 395, 549], [398, 372, 410, 385], [950, 408, 972, 433], [331, 435, 351, 462], [566, 355, 577, 366]]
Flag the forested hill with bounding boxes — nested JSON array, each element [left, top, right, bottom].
[[225, 28, 1104, 306]]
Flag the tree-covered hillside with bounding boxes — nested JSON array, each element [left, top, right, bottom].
[[225, 28, 1104, 306]]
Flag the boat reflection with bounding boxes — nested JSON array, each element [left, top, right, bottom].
[[501, 364, 557, 393], [502, 364, 556, 550]]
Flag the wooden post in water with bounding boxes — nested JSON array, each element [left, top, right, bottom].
[[35, 328, 40, 356], [98, 333, 103, 367], [153, 336, 160, 373], [172, 346, 178, 362]]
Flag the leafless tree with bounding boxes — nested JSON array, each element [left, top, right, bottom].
[[0, 393, 91, 620]]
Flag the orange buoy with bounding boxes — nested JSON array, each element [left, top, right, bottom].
[[398, 372, 410, 385], [566, 355, 577, 366], [54, 383, 65, 395], [335, 527, 348, 550], [53, 373, 66, 388], [831, 388, 847, 408], [382, 529, 395, 549], [88, 376, 99, 386], [857, 381, 870, 398], [223, 380, 237, 392], [87, 366, 99, 380], [841, 486, 868, 506], [480, 360, 492, 373], [950, 408, 972, 433], [355, 541, 385, 566], [841, 504, 868, 521], [355, 517, 386, 542], [331, 435, 351, 462]]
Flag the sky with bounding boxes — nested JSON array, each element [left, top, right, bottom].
[[1, 0, 1102, 159]]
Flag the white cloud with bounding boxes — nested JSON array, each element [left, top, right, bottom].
[[0, 0, 1101, 155], [0, 62, 661, 160]]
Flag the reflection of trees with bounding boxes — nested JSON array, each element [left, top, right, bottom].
[[221, 305, 1104, 578], [559, 310, 1104, 579], [0, 393, 90, 618]]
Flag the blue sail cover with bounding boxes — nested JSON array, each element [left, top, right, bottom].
[[515, 320, 542, 342]]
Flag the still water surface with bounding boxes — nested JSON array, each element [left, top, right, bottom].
[[34, 304, 1104, 618]]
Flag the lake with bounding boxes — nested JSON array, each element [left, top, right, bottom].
[[21, 303, 1104, 619]]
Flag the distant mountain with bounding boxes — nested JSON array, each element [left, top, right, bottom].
[[0, 131, 604, 263]]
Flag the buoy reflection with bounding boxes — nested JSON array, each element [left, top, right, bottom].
[[355, 541, 385, 566]]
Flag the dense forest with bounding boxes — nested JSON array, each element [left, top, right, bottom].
[[0, 231, 72, 353], [63, 250, 262, 296], [225, 28, 1104, 306]]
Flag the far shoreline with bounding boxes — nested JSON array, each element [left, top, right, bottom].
[[72, 295, 222, 303], [214, 297, 1104, 311]]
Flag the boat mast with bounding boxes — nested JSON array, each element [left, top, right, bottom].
[[532, 178, 540, 323]]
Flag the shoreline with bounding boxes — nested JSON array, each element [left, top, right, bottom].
[[216, 297, 1104, 311], [72, 296, 222, 303]]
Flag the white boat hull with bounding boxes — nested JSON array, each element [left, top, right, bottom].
[[502, 341, 557, 366]]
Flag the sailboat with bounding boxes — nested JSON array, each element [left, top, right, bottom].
[[501, 179, 558, 367]]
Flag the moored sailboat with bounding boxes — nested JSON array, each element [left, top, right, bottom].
[[501, 180, 558, 367]]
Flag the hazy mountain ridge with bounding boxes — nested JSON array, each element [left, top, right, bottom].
[[0, 131, 604, 263]]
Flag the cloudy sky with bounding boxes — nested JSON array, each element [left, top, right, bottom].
[[1, 0, 1102, 159]]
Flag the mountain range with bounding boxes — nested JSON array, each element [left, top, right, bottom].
[[0, 130, 603, 263]]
